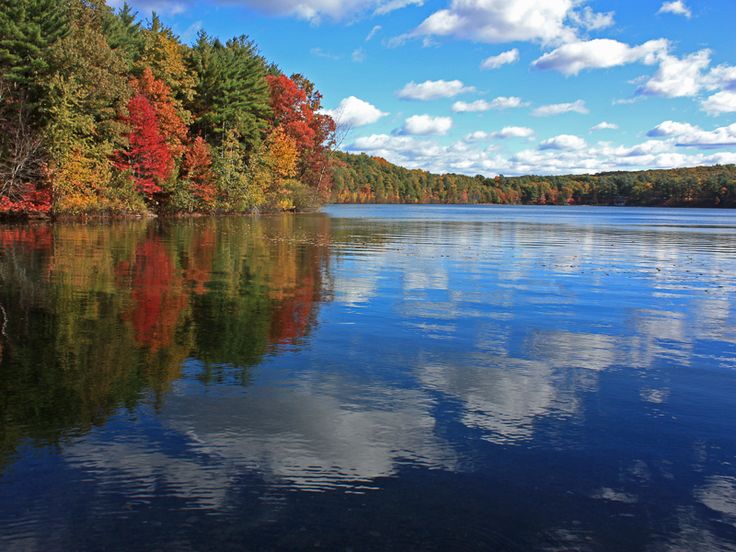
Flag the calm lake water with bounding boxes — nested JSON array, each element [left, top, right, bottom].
[[1, 205, 735, 551]]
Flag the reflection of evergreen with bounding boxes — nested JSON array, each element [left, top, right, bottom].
[[0, 216, 331, 467]]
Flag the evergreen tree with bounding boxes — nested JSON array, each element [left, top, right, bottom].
[[103, 2, 144, 67], [189, 34, 271, 153], [0, 0, 69, 114]]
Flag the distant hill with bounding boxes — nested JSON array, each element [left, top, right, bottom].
[[331, 152, 736, 208]]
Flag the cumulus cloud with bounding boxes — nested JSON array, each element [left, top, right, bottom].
[[533, 39, 667, 76], [397, 1, 617, 47], [647, 121, 736, 148], [638, 49, 711, 98], [452, 97, 527, 112], [658, 1, 692, 18], [539, 134, 587, 150], [397, 79, 476, 101], [321, 96, 388, 127], [533, 100, 589, 117], [346, 129, 736, 178], [400, 114, 454, 135], [592, 122, 619, 131], [409, 0, 574, 44], [481, 49, 519, 70], [702, 91, 736, 115], [492, 126, 535, 139]]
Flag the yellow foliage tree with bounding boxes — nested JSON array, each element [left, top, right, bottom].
[[252, 126, 299, 210]]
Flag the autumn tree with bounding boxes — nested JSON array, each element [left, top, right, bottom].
[[179, 136, 216, 211], [214, 127, 263, 211], [137, 13, 194, 124], [266, 74, 335, 197], [43, 0, 140, 214], [131, 66, 188, 159], [117, 94, 173, 202]]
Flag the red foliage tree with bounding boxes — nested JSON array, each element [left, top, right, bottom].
[[266, 74, 336, 194], [117, 94, 173, 201], [0, 186, 52, 216], [131, 67, 189, 159], [266, 74, 316, 149], [181, 137, 216, 207]]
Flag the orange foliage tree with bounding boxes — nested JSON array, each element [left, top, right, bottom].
[[181, 137, 216, 209]]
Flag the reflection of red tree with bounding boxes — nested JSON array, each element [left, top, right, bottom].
[[118, 237, 187, 352], [182, 227, 215, 296], [0, 225, 53, 251], [269, 269, 317, 346]]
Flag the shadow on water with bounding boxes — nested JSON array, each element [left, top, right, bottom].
[[0, 206, 735, 551]]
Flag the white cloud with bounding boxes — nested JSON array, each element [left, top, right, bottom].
[[136, 0, 423, 21], [704, 64, 736, 92], [352, 48, 366, 62], [374, 0, 423, 15], [592, 122, 619, 131], [533, 100, 589, 117], [465, 131, 489, 142], [108, 0, 187, 15], [491, 127, 535, 139], [702, 91, 736, 115], [638, 49, 711, 98], [452, 97, 527, 112], [647, 121, 700, 137], [366, 25, 382, 41], [400, 1, 616, 47], [410, 0, 576, 44], [310, 47, 341, 60], [400, 115, 454, 135], [658, 1, 692, 18], [533, 39, 667, 76], [321, 96, 388, 127], [481, 49, 519, 70], [539, 134, 587, 150], [346, 128, 736, 178], [397, 79, 476, 101], [647, 121, 736, 148], [568, 6, 615, 30]]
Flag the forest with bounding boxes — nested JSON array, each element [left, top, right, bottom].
[[332, 152, 736, 207], [0, 0, 335, 217]]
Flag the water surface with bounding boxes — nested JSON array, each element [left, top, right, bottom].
[[1, 205, 735, 551]]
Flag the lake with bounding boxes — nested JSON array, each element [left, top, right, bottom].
[[1, 205, 735, 551]]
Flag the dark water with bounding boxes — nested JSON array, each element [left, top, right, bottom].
[[1, 205, 735, 551]]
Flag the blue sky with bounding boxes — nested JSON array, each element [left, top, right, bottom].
[[111, 0, 736, 176]]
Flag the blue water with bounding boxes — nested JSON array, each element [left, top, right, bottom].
[[0, 205, 735, 550]]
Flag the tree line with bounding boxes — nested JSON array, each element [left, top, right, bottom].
[[0, 0, 336, 217], [332, 152, 736, 207]]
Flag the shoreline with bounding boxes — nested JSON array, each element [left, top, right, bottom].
[[1, 202, 734, 224]]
